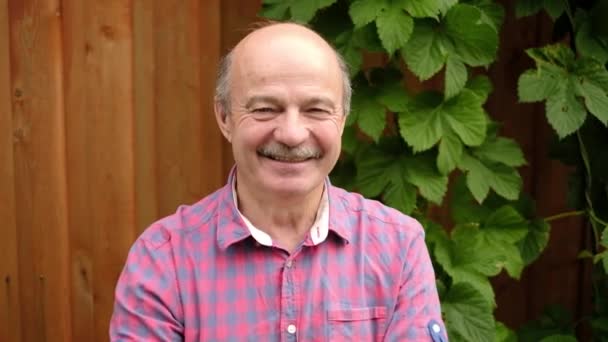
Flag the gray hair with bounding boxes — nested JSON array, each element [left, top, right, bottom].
[[214, 34, 352, 117]]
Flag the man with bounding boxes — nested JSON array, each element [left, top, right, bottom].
[[110, 22, 447, 341]]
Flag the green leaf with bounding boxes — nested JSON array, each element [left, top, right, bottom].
[[479, 206, 529, 278], [442, 90, 487, 147], [348, 0, 387, 28], [445, 56, 468, 99], [483, 206, 528, 242], [435, 225, 504, 280], [376, 5, 414, 55], [496, 321, 518, 342], [259, 2, 290, 20], [399, 90, 487, 152], [459, 153, 523, 202], [445, 4, 499, 66], [289, 0, 337, 23], [355, 150, 393, 197], [602, 225, 608, 247], [450, 175, 493, 224], [542, 0, 566, 19], [578, 77, 608, 125], [518, 69, 562, 103], [384, 170, 417, 214], [473, 137, 527, 167], [401, 20, 447, 80], [438, 0, 458, 13], [442, 283, 495, 342], [397, 0, 442, 18], [377, 82, 410, 112], [545, 82, 587, 138], [575, 11, 608, 64], [518, 219, 550, 266], [466, 0, 505, 32], [518, 305, 576, 342], [578, 250, 594, 259], [467, 75, 493, 101], [403, 156, 448, 204], [351, 88, 387, 141], [539, 335, 577, 342], [399, 92, 444, 151], [336, 32, 363, 75], [341, 126, 360, 156], [437, 130, 463, 174]]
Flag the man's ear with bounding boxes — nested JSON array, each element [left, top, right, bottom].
[[214, 101, 232, 143]]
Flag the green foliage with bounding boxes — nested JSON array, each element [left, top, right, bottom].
[[259, 0, 608, 340], [516, 0, 608, 340], [518, 44, 608, 138]]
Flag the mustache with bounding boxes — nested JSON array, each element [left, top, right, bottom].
[[257, 142, 322, 162]]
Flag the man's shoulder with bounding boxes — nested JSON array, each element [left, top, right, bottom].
[[136, 185, 229, 249], [329, 185, 424, 237]]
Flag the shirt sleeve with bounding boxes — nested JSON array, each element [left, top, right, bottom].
[[109, 235, 184, 341], [383, 230, 448, 341]]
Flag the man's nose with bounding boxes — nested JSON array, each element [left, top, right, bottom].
[[272, 109, 310, 147]]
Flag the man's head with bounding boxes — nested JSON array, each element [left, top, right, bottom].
[[214, 22, 351, 198]]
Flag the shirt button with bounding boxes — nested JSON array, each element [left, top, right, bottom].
[[285, 260, 293, 268], [432, 324, 441, 333], [287, 324, 297, 334]]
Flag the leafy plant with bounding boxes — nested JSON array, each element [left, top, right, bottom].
[[516, 0, 608, 340], [260, 0, 608, 340]]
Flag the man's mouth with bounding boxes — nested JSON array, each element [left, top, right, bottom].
[[257, 151, 316, 163]]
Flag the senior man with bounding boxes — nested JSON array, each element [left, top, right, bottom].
[[110, 22, 447, 341]]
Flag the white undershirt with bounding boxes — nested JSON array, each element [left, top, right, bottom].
[[231, 179, 330, 246]]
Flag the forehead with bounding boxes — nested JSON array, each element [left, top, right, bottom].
[[230, 31, 343, 98]]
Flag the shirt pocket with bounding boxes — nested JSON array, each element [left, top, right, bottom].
[[327, 306, 387, 342]]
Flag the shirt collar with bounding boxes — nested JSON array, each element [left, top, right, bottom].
[[216, 167, 350, 250]]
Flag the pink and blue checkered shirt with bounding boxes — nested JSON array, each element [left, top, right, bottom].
[[110, 170, 447, 341]]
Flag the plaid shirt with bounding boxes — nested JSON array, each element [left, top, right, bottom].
[[110, 170, 447, 341]]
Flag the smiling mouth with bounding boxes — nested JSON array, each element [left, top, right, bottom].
[[257, 152, 317, 163]]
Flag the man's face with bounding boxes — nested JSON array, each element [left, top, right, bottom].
[[218, 32, 346, 198]]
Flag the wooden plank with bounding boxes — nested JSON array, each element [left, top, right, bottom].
[[154, 0, 209, 215], [133, 0, 159, 232], [8, 0, 71, 341], [0, 0, 23, 340], [219, 0, 262, 176], [200, 0, 224, 195], [62, 0, 135, 340]]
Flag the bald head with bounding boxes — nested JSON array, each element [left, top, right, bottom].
[[214, 23, 351, 116]]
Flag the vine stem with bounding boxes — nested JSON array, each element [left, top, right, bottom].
[[577, 132, 601, 253], [545, 210, 586, 222], [563, 0, 575, 28]]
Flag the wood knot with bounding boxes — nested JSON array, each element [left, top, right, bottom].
[[100, 25, 115, 39]]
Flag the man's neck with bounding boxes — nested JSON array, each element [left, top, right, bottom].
[[235, 175, 324, 253]]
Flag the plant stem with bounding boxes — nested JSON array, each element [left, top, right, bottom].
[[545, 210, 586, 222], [577, 131, 601, 253], [563, 0, 575, 27]]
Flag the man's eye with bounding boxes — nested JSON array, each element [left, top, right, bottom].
[[307, 108, 330, 114], [253, 107, 276, 113]]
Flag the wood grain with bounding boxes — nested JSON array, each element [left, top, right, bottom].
[[133, 0, 159, 233], [9, 0, 71, 340], [0, 0, 22, 340], [62, 0, 135, 340], [154, 0, 206, 216]]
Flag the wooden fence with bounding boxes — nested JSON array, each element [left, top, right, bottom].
[[0, 0, 590, 341]]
